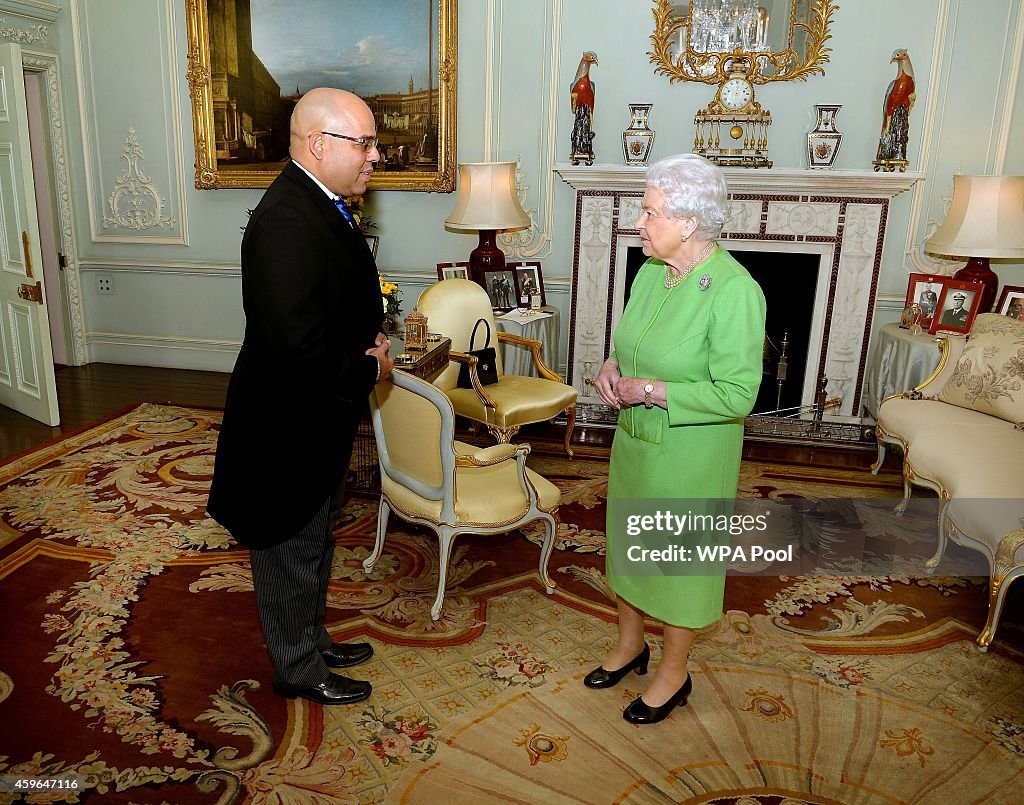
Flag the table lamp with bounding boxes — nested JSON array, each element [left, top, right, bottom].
[[444, 162, 531, 287], [924, 175, 1024, 314]]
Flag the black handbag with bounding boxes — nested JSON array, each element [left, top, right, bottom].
[[457, 318, 499, 388]]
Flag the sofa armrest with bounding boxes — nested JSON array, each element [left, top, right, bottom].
[[916, 334, 967, 395]]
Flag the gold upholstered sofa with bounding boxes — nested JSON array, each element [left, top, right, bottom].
[[874, 313, 1024, 650]]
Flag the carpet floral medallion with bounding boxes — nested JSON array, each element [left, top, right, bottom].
[[0, 405, 1021, 804]]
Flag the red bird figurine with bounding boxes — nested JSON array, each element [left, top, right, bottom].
[[569, 51, 598, 165], [874, 49, 916, 169]]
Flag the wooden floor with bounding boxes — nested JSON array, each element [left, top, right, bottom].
[[0, 364, 231, 462]]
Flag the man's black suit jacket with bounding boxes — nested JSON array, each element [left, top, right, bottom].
[[208, 162, 383, 547]]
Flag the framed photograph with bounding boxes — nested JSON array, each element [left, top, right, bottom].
[[436, 261, 469, 281], [507, 261, 545, 307], [930, 280, 983, 335], [904, 273, 948, 331], [995, 284, 1024, 320], [481, 269, 518, 312], [184, 0, 458, 191]]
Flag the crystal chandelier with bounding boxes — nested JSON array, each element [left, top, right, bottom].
[[691, 0, 770, 53]]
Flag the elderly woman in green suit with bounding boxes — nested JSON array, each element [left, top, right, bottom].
[[586, 154, 766, 724]]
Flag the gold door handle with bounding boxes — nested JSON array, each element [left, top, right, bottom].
[[22, 231, 33, 278], [17, 281, 43, 304]]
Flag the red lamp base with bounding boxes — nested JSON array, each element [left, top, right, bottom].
[[468, 229, 506, 287], [952, 256, 998, 314]]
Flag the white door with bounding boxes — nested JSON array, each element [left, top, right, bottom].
[[0, 43, 58, 425]]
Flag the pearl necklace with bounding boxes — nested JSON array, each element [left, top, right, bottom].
[[664, 242, 715, 289]]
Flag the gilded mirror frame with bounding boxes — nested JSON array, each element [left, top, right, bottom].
[[185, 0, 457, 191], [649, 0, 837, 85]]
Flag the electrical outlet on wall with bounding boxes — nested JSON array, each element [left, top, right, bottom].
[[96, 275, 114, 295]]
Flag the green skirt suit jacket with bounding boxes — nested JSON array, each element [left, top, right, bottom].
[[607, 248, 766, 628]]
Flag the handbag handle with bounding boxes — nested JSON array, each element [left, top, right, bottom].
[[469, 318, 492, 351]]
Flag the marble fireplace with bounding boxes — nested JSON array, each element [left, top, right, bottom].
[[554, 165, 922, 424]]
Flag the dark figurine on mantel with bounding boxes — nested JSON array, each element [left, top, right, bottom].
[[873, 48, 916, 172], [569, 51, 598, 166]]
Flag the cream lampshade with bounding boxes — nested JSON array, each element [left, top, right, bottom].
[[444, 162, 531, 286], [924, 175, 1024, 314]]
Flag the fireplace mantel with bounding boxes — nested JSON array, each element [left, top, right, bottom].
[[555, 164, 925, 421], [554, 164, 924, 196]]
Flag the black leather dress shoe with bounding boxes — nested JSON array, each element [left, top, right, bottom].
[[623, 674, 692, 724], [272, 673, 371, 705], [583, 644, 650, 689], [321, 641, 373, 669]]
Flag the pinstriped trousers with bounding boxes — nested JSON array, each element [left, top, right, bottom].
[[249, 488, 343, 687]]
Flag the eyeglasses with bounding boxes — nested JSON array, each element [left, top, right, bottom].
[[320, 131, 379, 152]]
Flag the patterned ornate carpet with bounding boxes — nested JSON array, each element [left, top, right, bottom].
[[0, 404, 1021, 803]]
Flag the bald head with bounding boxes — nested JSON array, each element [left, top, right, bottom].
[[289, 87, 378, 196], [290, 88, 370, 156]]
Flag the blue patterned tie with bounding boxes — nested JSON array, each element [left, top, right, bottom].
[[333, 197, 356, 229]]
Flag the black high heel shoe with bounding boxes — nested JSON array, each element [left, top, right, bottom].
[[623, 674, 692, 724], [583, 644, 650, 689]]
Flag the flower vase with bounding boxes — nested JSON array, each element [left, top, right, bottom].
[[622, 104, 655, 165], [807, 104, 843, 169]]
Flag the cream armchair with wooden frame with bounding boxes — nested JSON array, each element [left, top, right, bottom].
[[363, 369, 560, 621], [417, 279, 578, 457]]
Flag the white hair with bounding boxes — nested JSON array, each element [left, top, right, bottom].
[[646, 153, 728, 239]]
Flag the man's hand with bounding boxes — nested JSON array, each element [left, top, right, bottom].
[[366, 335, 393, 383]]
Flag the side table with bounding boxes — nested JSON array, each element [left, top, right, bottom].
[[862, 323, 954, 419], [494, 306, 560, 377], [391, 335, 451, 381]]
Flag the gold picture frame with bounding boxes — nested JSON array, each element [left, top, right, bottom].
[[185, 0, 457, 192]]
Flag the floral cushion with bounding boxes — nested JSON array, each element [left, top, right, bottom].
[[938, 313, 1024, 423]]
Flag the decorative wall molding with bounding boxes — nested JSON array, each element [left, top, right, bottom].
[[86, 331, 242, 374], [904, 0, 1023, 275], [71, 0, 188, 245], [80, 259, 241, 275], [102, 128, 176, 231], [491, 0, 562, 262], [0, 1, 59, 21], [0, 17, 47, 43], [555, 165, 923, 197]]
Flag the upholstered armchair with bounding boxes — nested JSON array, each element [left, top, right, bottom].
[[364, 369, 560, 621], [417, 279, 578, 457]]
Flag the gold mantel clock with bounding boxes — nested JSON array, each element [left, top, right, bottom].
[[694, 59, 772, 168]]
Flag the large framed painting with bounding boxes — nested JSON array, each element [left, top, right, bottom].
[[185, 0, 457, 191]]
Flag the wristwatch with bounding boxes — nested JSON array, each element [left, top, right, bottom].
[[643, 381, 655, 409]]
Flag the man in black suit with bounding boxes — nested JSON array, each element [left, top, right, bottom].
[[208, 88, 393, 706], [939, 291, 970, 327]]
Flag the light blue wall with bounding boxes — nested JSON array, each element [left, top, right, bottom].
[[10, 0, 1023, 372]]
